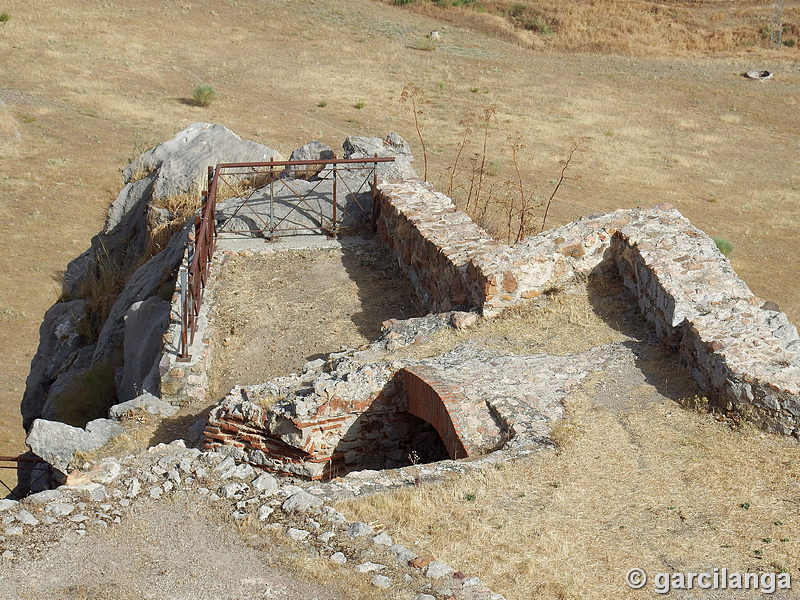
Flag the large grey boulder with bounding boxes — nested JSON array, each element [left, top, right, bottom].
[[117, 296, 171, 401], [123, 123, 283, 200], [109, 393, 178, 420], [284, 140, 336, 179], [21, 300, 87, 430], [342, 132, 416, 180], [26, 418, 123, 473]]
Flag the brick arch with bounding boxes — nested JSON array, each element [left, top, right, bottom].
[[400, 366, 469, 460]]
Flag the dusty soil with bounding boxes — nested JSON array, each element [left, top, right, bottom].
[[1, 0, 798, 500], [208, 243, 423, 402], [0, 494, 343, 600]]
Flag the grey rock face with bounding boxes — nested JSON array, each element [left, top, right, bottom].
[[109, 393, 178, 420], [342, 132, 416, 181], [92, 222, 188, 367], [285, 141, 335, 179], [118, 297, 171, 402], [26, 418, 123, 472], [21, 299, 87, 430], [124, 122, 282, 200]]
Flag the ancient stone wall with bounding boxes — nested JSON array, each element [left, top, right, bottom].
[[373, 181, 495, 312], [373, 181, 800, 437]]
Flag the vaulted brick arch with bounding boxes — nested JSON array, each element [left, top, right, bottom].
[[400, 366, 469, 460]]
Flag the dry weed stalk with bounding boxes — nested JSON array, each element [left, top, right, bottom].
[[469, 105, 498, 215], [540, 140, 585, 233], [448, 112, 476, 197], [400, 83, 428, 181]]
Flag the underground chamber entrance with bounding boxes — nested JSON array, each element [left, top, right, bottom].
[[333, 412, 451, 475]]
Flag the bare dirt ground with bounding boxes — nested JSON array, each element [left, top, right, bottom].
[[0, 493, 343, 600], [208, 243, 423, 402]]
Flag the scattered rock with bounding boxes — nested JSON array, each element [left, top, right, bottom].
[[26, 489, 63, 504], [45, 503, 75, 517], [109, 392, 178, 420], [370, 575, 392, 589], [424, 561, 454, 579], [282, 491, 323, 513], [16, 510, 39, 526], [257, 505, 274, 521], [389, 544, 417, 564], [0, 499, 18, 512], [373, 532, 393, 546], [286, 527, 310, 541], [347, 521, 374, 537], [251, 473, 278, 493], [356, 562, 386, 573], [26, 418, 123, 473], [330, 552, 347, 565]]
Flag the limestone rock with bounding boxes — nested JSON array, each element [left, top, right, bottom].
[[284, 140, 335, 179], [330, 552, 347, 565], [286, 527, 310, 541], [424, 561, 454, 579], [26, 418, 123, 472], [118, 297, 171, 402], [251, 473, 278, 494], [21, 300, 87, 429], [342, 132, 416, 181], [109, 393, 178, 420], [347, 521, 374, 537], [282, 490, 323, 513], [124, 123, 282, 200], [370, 575, 392, 589]]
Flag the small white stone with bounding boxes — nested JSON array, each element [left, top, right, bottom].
[[372, 532, 393, 546], [330, 552, 347, 565], [370, 575, 392, 589], [286, 528, 310, 541], [318, 531, 335, 543], [356, 562, 385, 573], [257, 506, 274, 521]]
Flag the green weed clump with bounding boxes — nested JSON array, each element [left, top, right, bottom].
[[0, 13, 10, 23], [713, 236, 733, 256], [192, 85, 217, 107]]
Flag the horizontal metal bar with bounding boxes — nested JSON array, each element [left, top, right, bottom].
[[0, 455, 45, 463], [216, 157, 396, 169]]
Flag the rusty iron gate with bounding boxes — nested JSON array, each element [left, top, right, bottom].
[[178, 156, 395, 359]]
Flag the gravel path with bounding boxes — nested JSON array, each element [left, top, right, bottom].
[[0, 494, 340, 600]]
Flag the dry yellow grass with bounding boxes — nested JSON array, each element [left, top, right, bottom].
[[382, 0, 800, 55], [338, 372, 800, 599]]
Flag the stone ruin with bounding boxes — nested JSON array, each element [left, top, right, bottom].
[[18, 122, 800, 492], [202, 179, 800, 480]]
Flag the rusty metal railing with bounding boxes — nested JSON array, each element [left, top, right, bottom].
[[177, 156, 395, 359]]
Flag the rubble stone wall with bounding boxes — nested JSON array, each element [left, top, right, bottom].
[[374, 181, 800, 437]]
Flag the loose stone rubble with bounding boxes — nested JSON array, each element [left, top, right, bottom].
[[0, 441, 504, 600]]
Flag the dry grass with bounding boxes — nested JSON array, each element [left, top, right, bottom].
[[383, 0, 800, 55], [338, 372, 800, 599], [394, 279, 640, 361]]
